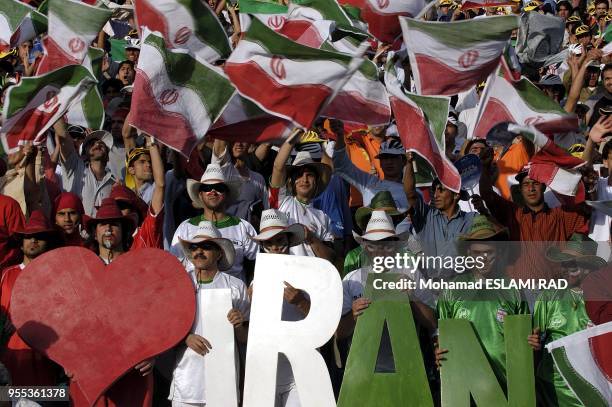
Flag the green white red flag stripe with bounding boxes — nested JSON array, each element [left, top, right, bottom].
[[239, 0, 288, 32], [322, 58, 390, 125], [338, 0, 425, 43], [546, 322, 612, 407], [0, 0, 47, 51], [37, 0, 112, 74], [400, 15, 518, 95], [133, 0, 231, 63], [65, 47, 105, 129], [130, 31, 235, 157], [472, 67, 579, 138], [1, 65, 96, 153], [461, 0, 514, 9], [209, 93, 294, 143], [385, 59, 460, 192], [508, 124, 585, 198], [225, 18, 378, 128]]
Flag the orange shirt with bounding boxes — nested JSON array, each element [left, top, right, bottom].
[[344, 130, 384, 207]]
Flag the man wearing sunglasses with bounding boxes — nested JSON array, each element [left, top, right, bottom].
[[171, 164, 258, 283]]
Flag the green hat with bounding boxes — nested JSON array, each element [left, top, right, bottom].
[[355, 191, 406, 232], [545, 233, 607, 269], [459, 215, 508, 241]]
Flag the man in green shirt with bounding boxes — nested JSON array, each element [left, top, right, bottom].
[[534, 234, 606, 407], [436, 215, 537, 389], [343, 190, 407, 276]]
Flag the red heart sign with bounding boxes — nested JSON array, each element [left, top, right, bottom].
[[10, 247, 196, 405]]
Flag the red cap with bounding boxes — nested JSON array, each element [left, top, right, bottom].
[[53, 192, 85, 217]]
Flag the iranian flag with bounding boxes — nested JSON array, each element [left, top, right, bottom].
[[209, 93, 294, 143], [289, 0, 368, 53], [546, 322, 612, 406], [225, 20, 388, 128], [337, 0, 425, 43], [133, 0, 231, 63], [0, 0, 47, 52], [36, 0, 112, 75], [461, 0, 515, 9], [1, 65, 97, 153], [399, 15, 518, 96], [239, 0, 334, 48], [472, 68, 579, 139], [65, 47, 105, 129], [508, 124, 585, 198], [130, 31, 236, 157], [385, 60, 460, 192]]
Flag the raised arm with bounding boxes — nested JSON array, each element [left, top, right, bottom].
[[123, 110, 137, 152], [270, 129, 301, 188], [148, 137, 165, 215], [53, 118, 76, 163], [403, 152, 419, 210]]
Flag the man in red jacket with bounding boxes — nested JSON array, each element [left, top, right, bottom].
[[0, 210, 61, 385]]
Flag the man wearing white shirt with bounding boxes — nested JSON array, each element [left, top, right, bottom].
[[171, 164, 259, 283], [270, 131, 335, 262], [169, 221, 249, 407]]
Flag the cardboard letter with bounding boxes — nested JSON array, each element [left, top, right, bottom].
[[202, 289, 238, 407], [439, 315, 536, 406], [243, 253, 342, 407], [337, 273, 434, 407]]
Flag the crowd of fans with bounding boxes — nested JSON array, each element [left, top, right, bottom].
[[0, 0, 611, 406]]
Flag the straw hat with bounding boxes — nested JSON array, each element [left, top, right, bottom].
[[545, 233, 607, 269], [353, 210, 399, 243], [250, 209, 305, 247], [459, 215, 508, 241], [178, 221, 236, 271], [286, 151, 331, 198], [186, 164, 241, 209], [355, 191, 406, 232]]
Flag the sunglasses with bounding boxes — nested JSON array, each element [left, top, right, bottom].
[[189, 242, 219, 251], [199, 183, 229, 194]]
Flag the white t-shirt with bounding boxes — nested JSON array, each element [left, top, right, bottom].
[[169, 271, 250, 404], [171, 215, 259, 282], [277, 195, 334, 257]]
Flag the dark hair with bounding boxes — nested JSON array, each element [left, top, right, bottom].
[[117, 60, 135, 71], [556, 0, 572, 11], [595, 0, 608, 7], [602, 64, 612, 78]]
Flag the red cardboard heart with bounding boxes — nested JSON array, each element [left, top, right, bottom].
[[10, 247, 195, 405]]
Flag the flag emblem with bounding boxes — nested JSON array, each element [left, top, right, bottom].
[[174, 27, 192, 45], [268, 15, 286, 30], [376, 0, 390, 9], [159, 89, 179, 105], [459, 50, 479, 69], [69, 38, 86, 53], [270, 56, 286, 80]]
